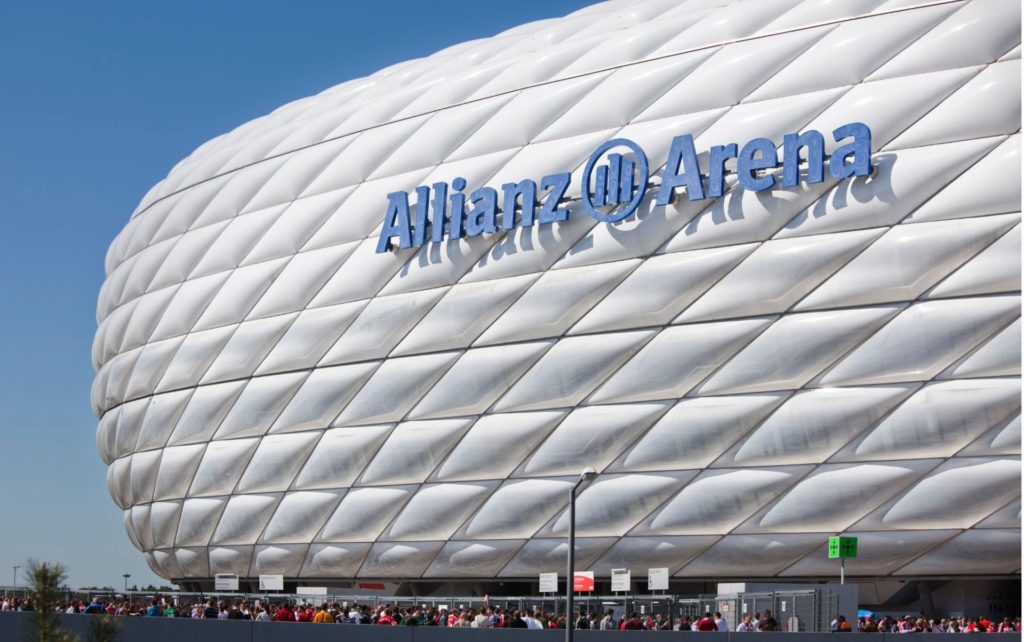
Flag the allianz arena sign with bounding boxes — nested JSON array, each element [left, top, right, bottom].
[[376, 123, 872, 253]]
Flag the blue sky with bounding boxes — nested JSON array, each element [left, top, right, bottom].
[[0, 0, 593, 589]]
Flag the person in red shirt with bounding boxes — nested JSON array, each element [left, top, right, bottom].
[[377, 609, 397, 625], [296, 604, 313, 623], [697, 612, 719, 631], [273, 603, 295, 622]]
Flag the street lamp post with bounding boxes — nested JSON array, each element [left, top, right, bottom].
[[566, 467, 597, 642], [123, 574, 131, 593], [12, 566, 20, 592]]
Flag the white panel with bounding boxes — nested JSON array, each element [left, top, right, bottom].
[[946, 319, 1021, 380], [475, 261, 637, 345], [976, 499, 1021, 529], [961, 414, 1021, 457], [797, 215, 1018, 310], [210, 493, 282, 545], [269, 362, 379, 434], [492, 331, 654, 412], [130, 363, 190, 447], [307, 236, 410, 308], [837, 379, 1020, 461], [777, 138, 1001, 239], [332, 352, 461, 426], [393, 275, 537, 356], [888, 61, 1021, 149], [896, 529, 1021, 575], [410, 342, 553, 419], [246, 243, 357, 320], [358, 541, 445, 578], [433, 411, 566, 482], [175, 547, 210, 578], [572, 244, 755, 334], [499, 538, 617, 577], [243, 187, 353, 263], [96, 409, 119, 465], [213, 372, 307, 441], [320, 288, 447, 365], [726, 385, 916, 467], [300, 543, 372, 577], [358, 419, 473, 485], [639, 467, 810, 536], [681, 229, 881, 322], [875, 458, 1021, 530], [208, 546, 253, 577], [644, 27, 826, 120], [521, 403, 670, 477], [870, 0, 1021, 79], [928, 223, 1021, 298], [591, 318, 773, 404], [130, 505, 153, 550], [119, 286, 181, 354], [461, 478, 573, 540], [166, 380, 246, 446], [677, 534, 830, 577], [748, 460, 937, 533], [236, 431, 321, 493], [746, 4, 956, 102], [176, 497, 227, 546], [153, 444, 206, 501], [423, 540, 525, 578], [155, 325, 234, 393], [319, 486, 416, 542], [261, 490, 345, 544], [781, 530, 959, 577], [255, 301, 366, 375], [591, 535, 719, 575], [385, 482, 498, 541], [699, 306, 902, 395], [613, 394, 787, 473], [292, 425, 393, 490], [192, 258, 289, 331], [820, 296, 1020, 386], [200, 314, 297, 384], [129, 449, 162, 505], [909, 136, 1021, 224], [546, 472, 694, 537], [148, 549, 183, 579], [187, 438, 259, 497], [187, 205, 286, 279], [250, 544, 308, 577], [114, 397, 148, 460]]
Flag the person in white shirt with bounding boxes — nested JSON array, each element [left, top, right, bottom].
[[736, 615, 754, 632], [715, 611, 729, 631]]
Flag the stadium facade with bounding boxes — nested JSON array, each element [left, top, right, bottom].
[[93, 0, 1020, 607]]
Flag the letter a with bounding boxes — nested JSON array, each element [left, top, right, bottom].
[[830, 122, 872, 180], [656, 134, 705, 204], [375, 191, 414, 253]]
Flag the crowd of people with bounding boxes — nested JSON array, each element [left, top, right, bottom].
[[1, 595, 1020, 633]]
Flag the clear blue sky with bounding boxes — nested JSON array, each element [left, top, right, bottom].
[[0, 0, 594, 589]]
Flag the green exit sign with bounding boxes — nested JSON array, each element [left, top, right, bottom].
[[829, 536, 858, 558]]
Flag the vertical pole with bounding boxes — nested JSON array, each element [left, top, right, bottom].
[[840, 558, 845, 585], [567, 484, 575, 642]]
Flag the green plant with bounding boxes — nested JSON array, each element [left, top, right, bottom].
[[89, 616, 120, 642], [23, 559, 78, 642]]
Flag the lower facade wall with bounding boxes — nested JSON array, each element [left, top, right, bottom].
[[0, 613, 1019, 642]]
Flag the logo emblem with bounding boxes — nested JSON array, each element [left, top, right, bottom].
[[581, 138, 649, 223]]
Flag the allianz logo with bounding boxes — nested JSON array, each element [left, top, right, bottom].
[[375, 122, 872, 253]]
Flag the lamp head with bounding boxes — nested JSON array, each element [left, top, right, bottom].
[[580, 467, 597, 481]]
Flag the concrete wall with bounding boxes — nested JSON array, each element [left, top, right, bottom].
[[0, 613, 1020, 642]]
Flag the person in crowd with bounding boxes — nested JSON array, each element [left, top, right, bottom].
[[714, 611, 729, 631], [832, 615, 852, 632], [145, 599, 163, 617], [736, 615, 754, 632], [758, 609, 779, 632], [272, 602, 294, 622], [696, 611, 718, 631]]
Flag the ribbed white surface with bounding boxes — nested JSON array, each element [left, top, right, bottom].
[[94, 0, 1021, 581]]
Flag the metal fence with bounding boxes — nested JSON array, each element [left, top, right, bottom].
[[3, 588, 841, 632]]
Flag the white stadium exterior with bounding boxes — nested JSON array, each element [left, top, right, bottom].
[[93, 0, 1020, 602]]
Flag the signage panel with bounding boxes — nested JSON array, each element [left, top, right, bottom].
[[648, 567, 669, 591], [829, 536, 858, 558], [258, 574, 284, 591], [214, 574, 239, 591], [573, 571, 595, 592], [539, 572, 558, 593], [610, 568, 631, 592]]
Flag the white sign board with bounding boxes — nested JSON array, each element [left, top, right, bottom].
[[539, 572, 558, 593], [259, 574, 284, 591], [648, 567, 669, 591], [611, 568, 631, 592], [297, 586, 328, 596], [214, 574, 239, 591]]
